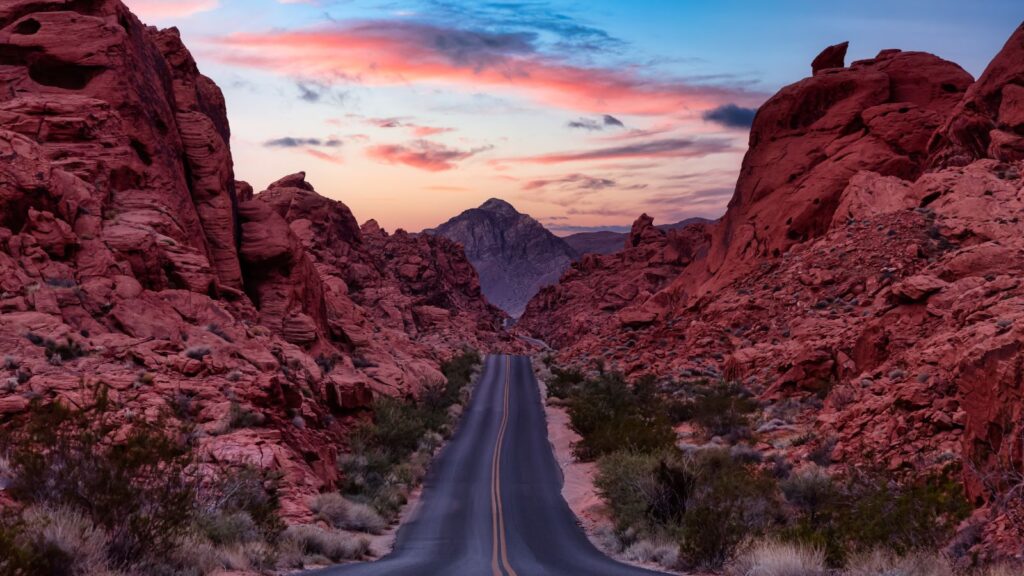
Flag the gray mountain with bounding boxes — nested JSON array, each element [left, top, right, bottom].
[[424, 199, 579, 317]]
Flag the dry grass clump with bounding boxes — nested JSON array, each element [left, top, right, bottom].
[[310, 492, 386, 534], [844, 549, 953, 576], [728, 539, 827, 576], [22, 506, 110, 575], [281, 524, 370, 562], [622, 538, 679, 569]]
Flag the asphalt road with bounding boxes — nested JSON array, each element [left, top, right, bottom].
[[307, 354, 669, 576]]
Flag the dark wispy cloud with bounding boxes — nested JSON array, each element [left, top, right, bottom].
[[295, 79, 348, 104], [264, 136, 342, 148], [702, 103, 757, 129], [523, 173, 617, 191], [366, 139, 491, 171], [602, 114, 624, 127], [501, 137, 733, 164], [567, 114, 626, 131], [567, 118, 602, 131]]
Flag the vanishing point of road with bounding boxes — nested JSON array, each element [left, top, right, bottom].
[[307, 354, 669, 576]]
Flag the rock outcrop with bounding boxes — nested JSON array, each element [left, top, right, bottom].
[[562, 217, 712, 256], [0, 0, 507, 520], [520, 30, 1024, 557], [425, 198, 579, 317]]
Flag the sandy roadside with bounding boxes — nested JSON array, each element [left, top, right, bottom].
[[531, 356, 687, 575]]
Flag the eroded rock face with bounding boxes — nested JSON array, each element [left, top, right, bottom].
[[929, 23, 1024, 167], [520, 34, 1024, 557], [692, 48, 972, 295], [0, 1, 508, 521]]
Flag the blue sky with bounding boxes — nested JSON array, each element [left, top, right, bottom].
[[128, 0, 1022, 234]]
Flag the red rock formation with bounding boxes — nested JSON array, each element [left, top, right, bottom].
[[0, 0, 507, 521], [929, 23, 1024, 167], [520, 32, 1024, 557], [811, 41, 848, 75], [690, 47, 971, 296]]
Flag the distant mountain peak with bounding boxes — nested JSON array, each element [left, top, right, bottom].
[[427, 200, 577, 317], [479, 197, 518, 213]]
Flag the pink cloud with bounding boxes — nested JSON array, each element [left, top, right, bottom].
[[303, 148, 344, 164], [366, 140, 488, 172], [209, 21, 762, 116], [126, 0, 218, 19]]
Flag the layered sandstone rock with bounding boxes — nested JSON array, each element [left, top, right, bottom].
[[520, 32, 1024, 557], [0, 0, 507, 520]]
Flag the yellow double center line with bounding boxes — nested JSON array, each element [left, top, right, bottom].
[[490, 355, 518, 576]]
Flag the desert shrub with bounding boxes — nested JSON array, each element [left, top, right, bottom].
[[226, 401, 265, 430], [685, 380, 758, 440], [567, 373, 675, 460], [781, 467, 836, 527], [281, 525, 369, 562], [622, 538, 679, 568], [339, 349, 480, 519], [597, 448, 779, 570], [185, 346, 211, 361], [197, 465, 283, 543], [20, 506, 110, 575], [781, 470, 970, 566], [198, 511, 258, 546], [838, 473, 969, 556], [546, 366, 584, 399], [677, 449, 781, 569], [310, 493, 386, 534], [727, 539, 827, 576], [1, 385, 198, 567], [0, 385, 284, 574]]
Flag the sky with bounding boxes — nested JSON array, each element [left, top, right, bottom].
[[127, 0, 1022, 235]]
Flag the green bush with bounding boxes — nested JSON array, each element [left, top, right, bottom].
[[547, 366, 584, 400], [2, 385, 197, 566], [339, 349, 480, 519], [0, 384, 285, 574], [676, 449, 780, 569], [780, 468, 971, 566], [567, 373, 675, 460], [680, 380, 758, 440], [596, 448, 779, 570]]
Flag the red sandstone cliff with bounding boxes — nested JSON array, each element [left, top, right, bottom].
[[520, 24, 1024, 556], [0, 0, 507, 519]]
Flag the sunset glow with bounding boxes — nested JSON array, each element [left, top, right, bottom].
[[126, 0, 1020, 234]]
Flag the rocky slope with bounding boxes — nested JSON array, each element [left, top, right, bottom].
[[426, 198, 579, 317], [520, 25, 1024, 557], [0, 0, 508, 520], [563, 217, 712, 256]]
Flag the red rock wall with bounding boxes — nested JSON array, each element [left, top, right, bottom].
[[0, 0, 508, 521], [520, 27, 1024, 556]]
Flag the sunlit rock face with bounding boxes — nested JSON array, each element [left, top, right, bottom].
[[520, 29, 1024, 558]]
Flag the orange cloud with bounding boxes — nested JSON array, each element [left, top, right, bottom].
[[366, 140, 488, 172], [210, 22, 761, 116]]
